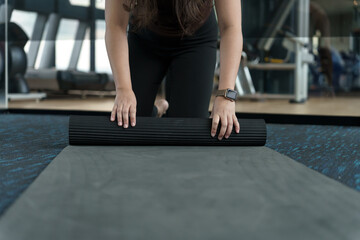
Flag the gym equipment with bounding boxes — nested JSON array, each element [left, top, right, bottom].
[[58, 71, 109, 91], [341, 51, 360, 91], [25, 69, 112, 92], [233, 0, 314, 102], [0, 22, 29, 94], [1, 143, 360, 239], [23, 10, 113, 94], [2, 2, 115, 97], [0, 5, 47, 101], [69, 115, 267, 146], [0, 22, 47, 101]]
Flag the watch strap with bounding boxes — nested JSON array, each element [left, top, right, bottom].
[[216, 89, 227, 97], [216, 89, 237, 101]]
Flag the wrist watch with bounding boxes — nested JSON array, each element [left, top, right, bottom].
[[216, 88, 238, 102]]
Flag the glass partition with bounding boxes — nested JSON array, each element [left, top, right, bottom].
[[0, 0, 7, 109]]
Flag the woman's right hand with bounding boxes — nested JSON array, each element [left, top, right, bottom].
[[110, 88, 137, 128]]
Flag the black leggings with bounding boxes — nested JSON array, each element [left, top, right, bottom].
[[128, 9, 218, 118]]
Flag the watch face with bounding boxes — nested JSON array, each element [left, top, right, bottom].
[[226, 90, 237, 100]]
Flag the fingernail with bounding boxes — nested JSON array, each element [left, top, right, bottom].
[[211, 133, 215, 137], [131, 122, 135, 127], [225, 135, 229, 139], [118, 122, 122, 126], [124, 124, 128, 128]]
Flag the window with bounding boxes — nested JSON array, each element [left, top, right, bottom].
[[10, 10, 37, 53], [96, 0, 105, 10], [69, 0, 90, 7], [56, 19, 79, 70], [95, 20, 111, 73]]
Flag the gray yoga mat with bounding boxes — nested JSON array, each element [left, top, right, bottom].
[[1, 146, 360, 240]]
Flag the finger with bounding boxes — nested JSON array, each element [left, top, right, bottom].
[[233, 115, 240, 133], [218, 117, 228, 141], [130, 105, 136, 127], [111, 105, 117, 122], [211, 115, 220, 137], [225, 115, 233, 139], [122, 105, 130, 128], [117, 105, 123, 126]]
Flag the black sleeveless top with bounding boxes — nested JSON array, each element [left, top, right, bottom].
[[146, 0, 213, 37]]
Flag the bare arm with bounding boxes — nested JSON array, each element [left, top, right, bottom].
[[214, 0, 243, 90], [105, 0, 136, 128], [105, 0, 131, 91], [210, 0, 243, 140]]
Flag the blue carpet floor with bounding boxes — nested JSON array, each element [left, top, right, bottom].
[[0, 113, 359, 216]]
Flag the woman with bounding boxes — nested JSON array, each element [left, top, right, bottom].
[[105, 0, 242, 140]]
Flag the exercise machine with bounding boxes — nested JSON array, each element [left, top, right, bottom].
[[232, 0, 314, 103], [0, 4, 46, 101], [3, 0, 115, 99]]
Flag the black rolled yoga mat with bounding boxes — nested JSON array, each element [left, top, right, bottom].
[[69, 115, 267, 146]]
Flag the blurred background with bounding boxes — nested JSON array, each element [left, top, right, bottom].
[[0, 0, 359, 117]]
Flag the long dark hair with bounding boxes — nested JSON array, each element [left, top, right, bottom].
[[123, 0, 214, 36]]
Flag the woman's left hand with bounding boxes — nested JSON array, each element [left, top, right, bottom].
[[210, 96, 240, 140]]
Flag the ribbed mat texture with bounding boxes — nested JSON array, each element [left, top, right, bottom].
[[69, 115, 267, 146]]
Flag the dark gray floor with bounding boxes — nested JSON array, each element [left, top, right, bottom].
[[1, 146, 360, 240]]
